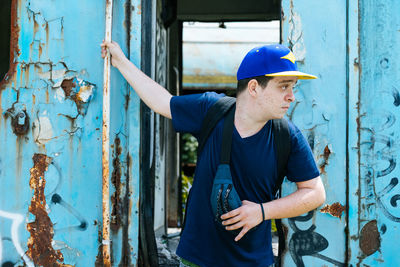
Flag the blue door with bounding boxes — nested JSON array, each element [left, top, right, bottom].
[[0, 0, 141, 265], [282, 0, 400, 266]]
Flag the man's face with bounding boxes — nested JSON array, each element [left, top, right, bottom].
[[254, 76, 297, 119]]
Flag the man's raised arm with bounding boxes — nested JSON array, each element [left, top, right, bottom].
[[101, 41, 172, 119]]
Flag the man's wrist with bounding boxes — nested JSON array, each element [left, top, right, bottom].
[[260, 203, 265, 221], [114, 56, 126, 70]]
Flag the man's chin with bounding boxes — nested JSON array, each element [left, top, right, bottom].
[[273, 113, 285, 119]]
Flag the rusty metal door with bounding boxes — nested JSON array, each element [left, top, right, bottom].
[[282, 0, 400, 266], [281, 1, 348, 266], [0, 0, 141, 265], [348, 0, 400, 266]]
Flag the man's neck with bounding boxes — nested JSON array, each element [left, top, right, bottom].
[[234, 98, 271, 138]]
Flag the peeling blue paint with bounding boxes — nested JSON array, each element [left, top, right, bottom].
[[0, 0, 140, 265], [283, 0, 400, 266]]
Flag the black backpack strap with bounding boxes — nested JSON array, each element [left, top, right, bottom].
[[197, 96, 236, 157], [271, 118, 291, 196], [182, 96, 235, 233], [220, 105, 235, 164], [271, 118, 291, 267]]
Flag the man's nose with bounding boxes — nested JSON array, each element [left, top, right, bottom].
[[285, 89, 295, 102]]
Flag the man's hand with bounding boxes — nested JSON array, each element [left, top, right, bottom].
[[220, 200, 264, 242], [101, 41, 127, 69], [99, 40, 172, 118]]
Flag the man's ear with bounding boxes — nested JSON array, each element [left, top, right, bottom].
[[247, 79, 258, 96]]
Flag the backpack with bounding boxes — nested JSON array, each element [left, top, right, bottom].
[[184, 96, 290, 266]]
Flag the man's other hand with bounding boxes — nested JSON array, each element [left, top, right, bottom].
[[220, 200, 264, 242]]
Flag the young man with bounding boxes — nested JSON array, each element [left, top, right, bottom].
[[101, 42, 326, 267]]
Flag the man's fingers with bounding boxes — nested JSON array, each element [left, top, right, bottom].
[[226, 221, 244, 231], [234, 227, 249, 242], [222, 214, 241, 226], [221, 207, 240, 220]]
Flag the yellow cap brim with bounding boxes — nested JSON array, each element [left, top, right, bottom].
[[265, 71, 317, 80]]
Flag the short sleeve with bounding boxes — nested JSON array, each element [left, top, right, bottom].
[[170, 92, 224, 136], [286, 122, 320, 182]]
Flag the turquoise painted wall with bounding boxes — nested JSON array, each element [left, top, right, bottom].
[[282, 0, 400, 266]]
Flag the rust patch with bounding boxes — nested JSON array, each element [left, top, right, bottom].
[[120, 153, 133, 266], [26, 154, 72, 266], [360, 220, 381, 256], [0, 0, 20, 90], [61, 77, 95, 115], [95, 229, 104, 267], [5, 106, 30, 136], [111, 136, 122, 232], [319, 145, 331, 174], [320, 202, 346, 218], [61, 78, 75, 97]]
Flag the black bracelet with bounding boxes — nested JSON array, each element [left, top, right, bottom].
[[260, 203, 265, 221]]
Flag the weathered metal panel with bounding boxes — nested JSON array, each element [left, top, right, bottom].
[[0, 0, 141, 265], [126, 0, 142, 264], [347, 0, 361, 265], [348, 0, 400, 265], [281, 0, 348, 266], [154, 12, 168, 234]]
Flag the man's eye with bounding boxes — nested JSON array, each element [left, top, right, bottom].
[[281, 85, 288, 90]]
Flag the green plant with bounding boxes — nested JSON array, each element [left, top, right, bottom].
[[181, 172, 193, 213], [181, 133, 198, 164]]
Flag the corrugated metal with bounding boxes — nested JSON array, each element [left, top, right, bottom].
[[0, 0, 141, 265]]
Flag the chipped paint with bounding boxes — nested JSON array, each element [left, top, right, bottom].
[[32, 114, 54, 144], [288, 3, 306, 62], [60, 77, 95, 115], [319, 145, 332, 174], [320, 202, 346, 219], [76, 82, 94, 102]]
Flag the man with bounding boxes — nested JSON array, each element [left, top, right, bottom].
[[101, 42, 326, 267]]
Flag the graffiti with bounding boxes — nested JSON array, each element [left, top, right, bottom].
[[392, 87, 400, 107], [360, 89, 399, 223], [288, 211, 347, 267], [51, 194, 88, 232], [376, 178, 400, 222], [0, 210, 34, 267]]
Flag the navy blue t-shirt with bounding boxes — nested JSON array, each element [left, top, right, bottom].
[[171, 92, 319, 267]]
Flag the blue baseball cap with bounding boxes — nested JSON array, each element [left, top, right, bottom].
[[236, 44, 317, 80]]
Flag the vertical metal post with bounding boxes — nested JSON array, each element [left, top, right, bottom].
[[102, 0, 113, 266]]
